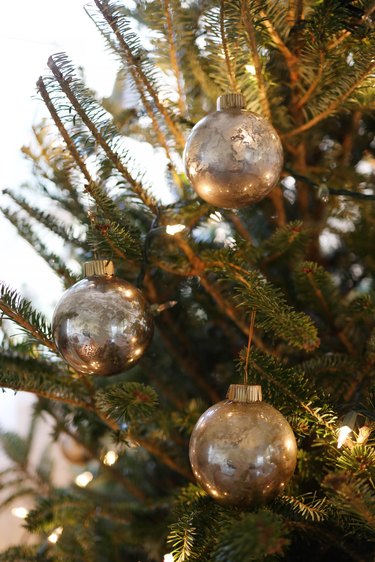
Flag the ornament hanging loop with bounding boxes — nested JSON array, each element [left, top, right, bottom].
[[244, 310, 256, 385]]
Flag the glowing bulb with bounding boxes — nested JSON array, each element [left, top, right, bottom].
[[103, 450, 118, 466], [164, 554, 174, 562], [337, 411, 358, 449], [11, 507, 29, 519], [337, 425, 352, 449], [245, 64, 256, 75], [165, 224, 186, 235], [48, 526, 63, 544], [75, 471, 93, 488]]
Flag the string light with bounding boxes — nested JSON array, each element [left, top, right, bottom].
[[75, 471, 94, 487], [165, 224, 186, 235], [337, 411, 358, 449], [11, 507, 29, 519], [245, 64, 256, 75], [48, 526, 63, 544], [163, 554, 174, 562], [103, 450, 118, 466]]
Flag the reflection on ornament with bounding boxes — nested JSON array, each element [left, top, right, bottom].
[[184, 94, 283, 209], [189, 384, 297, 507], [52, 260, 153, 376]]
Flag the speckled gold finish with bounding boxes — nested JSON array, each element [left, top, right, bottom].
[[189, 395, 297, 507], [52, 274, 153, 376], [183, 98, 283, 209]]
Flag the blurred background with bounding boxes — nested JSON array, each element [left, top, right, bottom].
[[0, 0, 117, 545]]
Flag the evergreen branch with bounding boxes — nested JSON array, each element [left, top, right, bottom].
[[37, 76, 94, 186], [145, 276, 220, 403], [175, 236, 270, 352], [220, 0, 238, 93], [260, 9, 299, 83], [288, 520, 367, 562], [294, 261, 355, 354], [278, 493, 330, 522], [327, 2, 375, 50], [0, 546, 44, 562], [95, 382, 158, 423], [204, 255, 320, 352], [324, 473, 375, 538], [245, 349, 337, 434], [212, 510, 289, 561], [284, 62, 375, 137], [240, 0, 272, 120], [164, 0, 187, 114], [226, 211, 253, 243], [93, 0, 186, 148], [168, 512, 196, 561], [0, 284, 55, 351], [0, 208, 81, 286], [2, 190, 80, 245], [0, 356, 90, 410], [86, 5, 183, 181], [135, 436, 193, 482], [296, 51, 324, 109], [46, 55, 158, 214]]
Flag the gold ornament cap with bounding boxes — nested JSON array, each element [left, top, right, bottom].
[[83, 259, 115, 277], [227, 384, 262, 403], [217, 93, 246, 111]]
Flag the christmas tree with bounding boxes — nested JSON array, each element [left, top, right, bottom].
[[1, 0, 375, 560]]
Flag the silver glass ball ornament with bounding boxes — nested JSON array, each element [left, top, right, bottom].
[[189, 384, 297, 507], [52, 260, 153, 376], [183, 94, 283, 208]]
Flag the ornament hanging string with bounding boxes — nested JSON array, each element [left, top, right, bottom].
[[244, 310, 256, 385]]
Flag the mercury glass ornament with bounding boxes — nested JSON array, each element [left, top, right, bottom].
[[183, 93, 283, 209], [60, 434, 92, 465], [189, 384, 297, 507], [52, 260, 153, 376]]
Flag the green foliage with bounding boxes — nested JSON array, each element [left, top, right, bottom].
[[277, 493, 331, 523], [95, 382, 158, 423], [0, 353, 89, 405], [1, 0, 375, 561], [0, 546, 50, 562], [168, 487, 230, 562], [212, 510, 289, 562], [206, 254, 320, 351], [0, 283, 53, 346], [0, 431, 30, 467]]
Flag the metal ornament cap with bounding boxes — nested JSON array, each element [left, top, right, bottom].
[[83, 259, 115, 278], [217, 93, 246, 110], [227, 384, 262, 402], [189, 385, 297, 507]]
